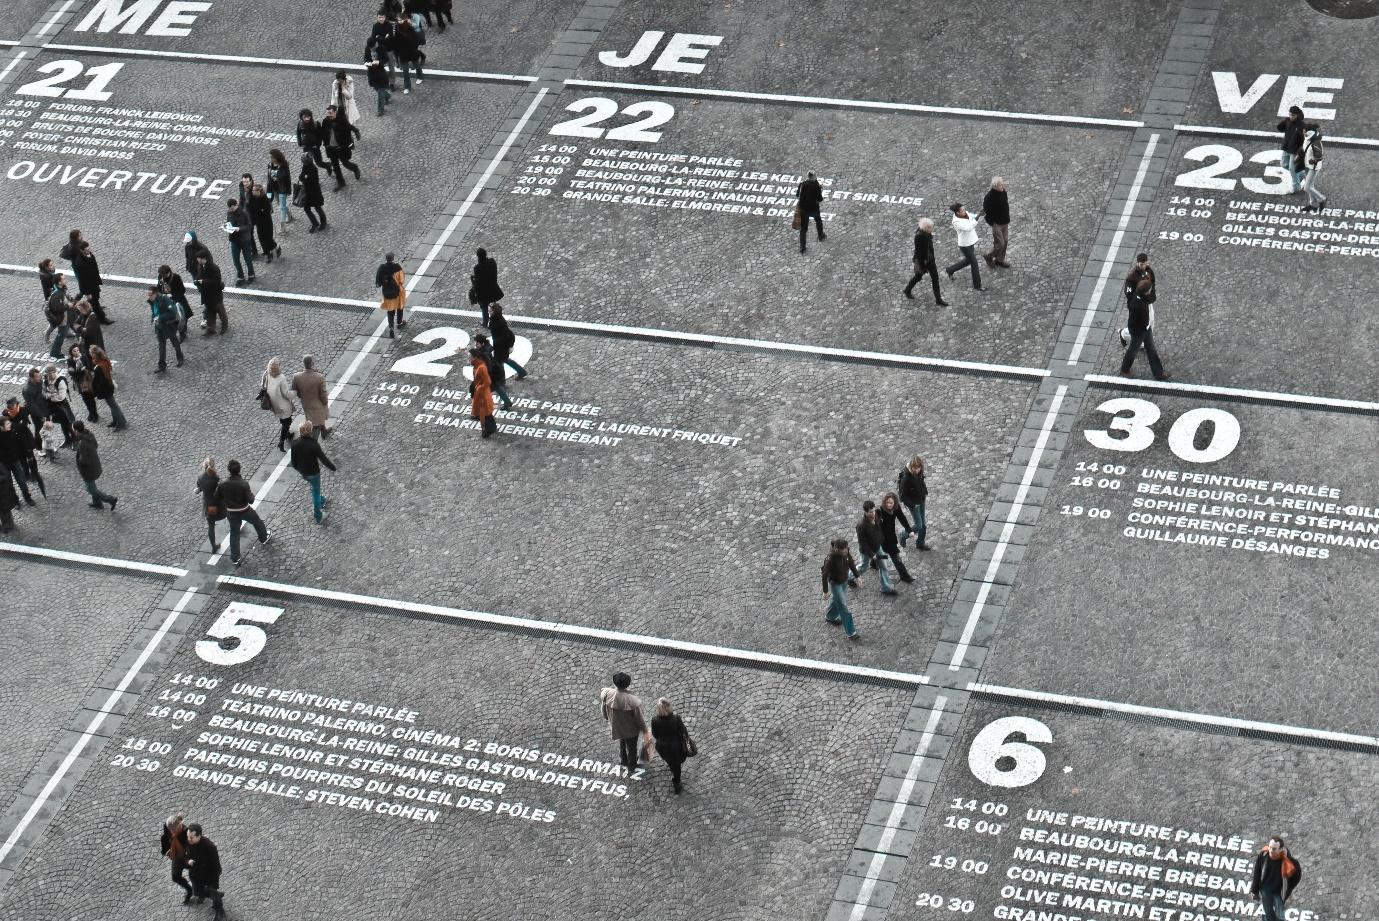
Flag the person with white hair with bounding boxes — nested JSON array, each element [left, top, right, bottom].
[[902, 218, 948, 305], [982, 177, 1012, 268]]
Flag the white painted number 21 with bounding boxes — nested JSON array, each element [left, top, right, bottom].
[[1084, 398, 1240, 464], [968, 717, 1052, 788], [18, 60, 124, 102], [195, 602, 283, 666]]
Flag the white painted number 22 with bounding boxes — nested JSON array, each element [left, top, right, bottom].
[[195, 602, 284, 666], [968, 717, 1052, 788], [550, 97, 676, 143], [1084, 398, 1240, 464]]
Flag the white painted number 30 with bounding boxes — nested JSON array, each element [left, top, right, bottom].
[[1084, 398, 1240, 464], [195, 602, 284, 666], [968, 717, 1052, 789]]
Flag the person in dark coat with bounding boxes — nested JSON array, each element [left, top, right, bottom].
[[38, 258, 57, 304], [267, 149, 294, 225], [183, 231, 209, 276], [1250, 836, 1302, 921], [367, 13, 397, 86], [0, 459, 18, 533], [432, 0, 453, 28], [392, 16, 423, 91], [796, 170, 825, 253], [223, 198, 255, 284], [295, 108, 327, 167], [214, 459, 269, 567], [902, 217, 947, 306], [70, 241, 111, 324], [246, 184, 280, 263], [366, 51, 392, 116], [160, 813, 193, 904], [193, 252, 228, 334], [897, 455, 931, 550], [470, 248, 502, 327], [487, 303, 526, 380], [982, 177, 1011, 268], [821, 538, 861, 639], [0, 416, 38, 507], [184, 824, 226, 919], [322, 105, 362, 189], [66, 343, 100, 423], [76, 299, 104, 359], [196, 457, 225, 551], [1118, 276, 1167, 380], [289, 420, 336, 523], [157, 264, 191, 341], [44, 272, 75, 355], [20, 368, 49, 441], [1276, 105, 1306, 194], [296, 154, 328, 232], [877, 493, 916, 584], [73, 421, 117, 510], [649, 698, 694, 794], [855, 500, 898, 595]]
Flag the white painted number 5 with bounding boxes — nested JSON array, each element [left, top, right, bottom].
[[195, 602, 284, 666], [968, 717, 1052, 789]]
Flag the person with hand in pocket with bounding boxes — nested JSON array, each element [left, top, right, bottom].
[[650, 698, 696, 795]]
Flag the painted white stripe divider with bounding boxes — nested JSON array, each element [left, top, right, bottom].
[[35, 0, 78, 38], [220, 574, 932, 687], [848, 697, 948, 921], [0, 541, 187, 577], [564, 79, 1146, 129], [0, 50, 28, 83], [1175, 123, 1379, 149], [948, 385, 1068, 671], [1085, 373, 1379, 413], [0, 586, 199, 866], [42, 42, 537, 82], [968, 682, 1379, 749], [1066, 133, 1160, 365]]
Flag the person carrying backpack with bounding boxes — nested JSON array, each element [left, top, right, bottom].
[[1297, 124, 1327, 213], [147, 286, 185, 373]]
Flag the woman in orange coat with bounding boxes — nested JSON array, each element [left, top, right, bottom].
[[374, 252, 406, 337], [469, 347, 497, 438]]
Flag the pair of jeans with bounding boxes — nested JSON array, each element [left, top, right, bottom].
[[904, 262, 943, 302], [300, 471, 324, 521], [375, 87, 392, 115], [10, 463, 32, 502], [170, 858, 192, 895], [205, 515, 220, 551], [857, 551, 894, 592], [229, 237, 255, 280], [83, 477, 116, 507], [101, 395, 127, 429], [493, 383, 512, 410], [77, 391, 99, 420], [156, 323, 184, 368], [48, 403, 74, 441], [1258, 891, 1286, 921], [502, 357, 526, 378], [400, 59, 423, 89], [1304, 165, 1325, 208], [901, 501, 927, 547], [1281, 150, 1304, 192], [946, 245, 982, 288], [825, 580, 856, 635], [226, 507, 268, 562], [48, 325, 70, 359], [273, 191, 291, 223], [1120, 327, 1166, 378], [798, 210, 823, 249]]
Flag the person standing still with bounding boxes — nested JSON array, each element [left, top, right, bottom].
[[296, 109, 328, 167], [599, 672, 649, 775], [66, 344, 99, 423], [71, 241, 112, 324], [329, 71, 363, 137], [148, 287, 185, 373], [215, 459, 270, 567], [160, 814, 193, 905], [267, 149, 294, 226], [291, 355, 331, 437], [224, 199, 256, 285], [897, 455, 931, 550], [796, 170, 825, 253], [982, 177, 1011, 268], [650, 698, 695, 795], [88, 345, 127, 429], [1250, 836, 1302, 921], [944, 203, 983, 291], [196, 457, 225, 552], [375, 253, 407, 337], [194, 252, 228, 334], [184, 824, 226, 920], [366, 51, 392, 116], [261, 357, 296, 451], [470, 248, 502, 327], [157, 264, 192, 342], [247, 184, 280, 263], [289, 420, 336, 523], [902, 218, 948, 306], [73, 421, 117, 510], [1276, 106, 1306, 194], [821, 538, 862, 638]]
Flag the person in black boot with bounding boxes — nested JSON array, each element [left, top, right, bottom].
[[160, 814, 194, 904], [184, 824, 227, 920]]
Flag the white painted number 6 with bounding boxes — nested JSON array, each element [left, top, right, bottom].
[[195, 602, 284, 666], [968, 717, 1052, 789]]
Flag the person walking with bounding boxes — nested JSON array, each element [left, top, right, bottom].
[[855, 500, 898, 596], [73, 421, 117, 510], [148, 286, 185, 373], [196, 457, 225, 552], [295, 109, 328, 167], [193, 251, 229, 334], [87, 345, 127, 430], [487, 304, 527, 380], [1276, 105, 1306, 194], [375, 253, 407, 337], [184, 824, 227, 920], [368, 12, 398, 86], [21, 369, 53, 443], [66, 344, 100, 423], [160, 813, 194, 905], [70, 240, 112, 324], [366, 51, 392, 116], [0, 417, 38, 507], [469, 248, 502, 327], [902, 218, 948, 306], [38, 258, 57, 304], [944, 203, 983, 291], [261, 357, 296, 451], [295, 153, 328, 233], [247, 184, 280, 263], [877, 493, 916, 583], [1118, 276, 1168, 380], [267, 149, 294, 227], [1126, 252, 1155, 302], [432, 0, 453, 30], [469, 347, 497, 438], [408, 0, 436, 28], [471, 330, 511, 411], [235, 175, 257, 252], [1298, 124, 1327, 213], [44, 273, 77, 358], [328, 71, 363, 138], [223, 198, 256, 285], [291, 355, 331, 437], [599, 672, 649, 775], [289, 420, 336, 523], [649, 698, 695, 794], [821, 537, 862, 639], [897, 455, 931, 550], [76, 298, 104, 360], [41, 364, 77, 443], [393, 15, 424, 93], [1250, 836, 1302, 921], [157, 264, 192, 342], [215, 459, 270, 567], [0, 460, 18, 533], [796, 170, 825, 253], [323, 105, 362, 190], [183, 231, 209, 277], [982, 177, 1011, 268]]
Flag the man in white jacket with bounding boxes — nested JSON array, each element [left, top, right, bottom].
[[944, 202, 983, 291]]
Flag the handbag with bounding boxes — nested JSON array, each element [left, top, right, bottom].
[[681, 719, 697, 757], [639, 731, 656, 763], [291, 183, 304, 207], [467, 284, 479, 305], [791, 205, 802, 230], [256, 376, 273, 411]]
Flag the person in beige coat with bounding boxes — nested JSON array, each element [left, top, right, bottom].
[[291, 354, 331, 438], [599, 672, 648, 775], [261, 357, 296, 452]]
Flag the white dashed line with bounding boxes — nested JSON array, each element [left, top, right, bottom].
[[34, 0, 77, 39], [0, 50, 29, 83]]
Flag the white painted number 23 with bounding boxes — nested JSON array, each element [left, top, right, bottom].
[[389, 327, 534, 381], [1084, 398, 1240, 464], [195, 603, 284, 666]]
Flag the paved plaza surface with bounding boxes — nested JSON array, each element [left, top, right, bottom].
[[0, 1, 1375, 920]]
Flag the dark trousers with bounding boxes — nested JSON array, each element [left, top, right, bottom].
[[904, 262, 943, 301], [882, 548, 911, 581], [327, 147, 361, 185], [479, 302, 493, 327], [1119, 327, 1165, 378], [192, 878, 224, 910], [48, 403, 75, 441], [86, 290, 108, 322], [206, 515, 221, 551], [226, 507, 268, 563], [156, 324, 184, 369], [229, 238, 255, 280], [10, 463, 33, 502], [303, 205, 327, 229], [76, 390, 100, 420], [302, 143, 327, 168], [254, 220, 277, 256], [798, 210, 823, 249], [946, 245, 981, 288], [665, 758, 683, 786], [203, 299, 229, 333], [277, 415, 293, 449], [1259, 890, 1286, 921], [617, 736, 639, 771], [170, 858, 192, 894]]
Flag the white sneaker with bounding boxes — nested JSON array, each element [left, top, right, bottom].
[[403, 88, 410, 95]]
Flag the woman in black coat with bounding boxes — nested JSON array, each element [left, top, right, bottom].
[[470, 247, 502, 326], [650, 698, 694, 794], [296, 154, 327, 232], [246, 184, 280, 262], [195, 457, 225, 551], [267, 149, 293, 226]]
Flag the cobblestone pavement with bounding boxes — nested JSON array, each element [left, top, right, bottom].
[[0, 0, 1377, 919]]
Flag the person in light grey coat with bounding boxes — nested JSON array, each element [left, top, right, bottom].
[[599, 672, 648, 775], [261, 357, 296, 452]]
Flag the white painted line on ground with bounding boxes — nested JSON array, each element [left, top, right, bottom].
[[0, 585, 198, 866], [0, 39, 19, 48], [1066, 133, 1160, 366], [1085, 373, 1379, 413], [565, 79, 1146, 128], [0, 50, 28, 83], [1175, 123, 1379, 149], [949, 385, 1067, 671], [41, 43, 536, 82], [34, 0, 76, 39], [0, 541, 187, 577], [969, 683, 1379, 749], [220, 575, 932, 686], [848, 697, 948, 920], [411, 87, 549, 282]]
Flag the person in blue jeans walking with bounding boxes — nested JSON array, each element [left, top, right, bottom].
[[855, 500, 899, 596], [1275, 106, 1306, 194], [897, 455, 931, 551], [1249, 836, 1302, 921], [289, 420, 336, 523], [820, 538, 861, 639], [214, 459, 269, 566]]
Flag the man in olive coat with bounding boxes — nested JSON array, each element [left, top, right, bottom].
[[599, 672, 647, 774]]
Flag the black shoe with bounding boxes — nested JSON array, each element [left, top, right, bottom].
[[108, 497, 118, 511], [387, 327, 395, 338], [918, 544, 932, 551], [334, 182, 346, 191], [935, 299, 950, 307], [275, 246, 282, 256], [673, 781, 682, 794], [799, 246, 807, 254], [246, 275, 256, 283], [1155, 373, 1172, 381], [817, 231, 826, 241], [264, 253, 273, 264], [183, 891, 193, 904], [176, 357, 184, 367], [100, 319, 115, 325], [973, 285, 984, 291], [1301, 206, 1315, 213], [903, 289, 914, 299], [899, 574, 915, 583], [308, 225, 318, 234], [107, 421, 118, 428], [155, 366, 167, 374], [23, 497, 36, 507], [88, 502, 104, 509], [882, 589, 899, 596], [261, 531, 271, 544], [846, 579, 858, 588], [397, 319, 408, 328]]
